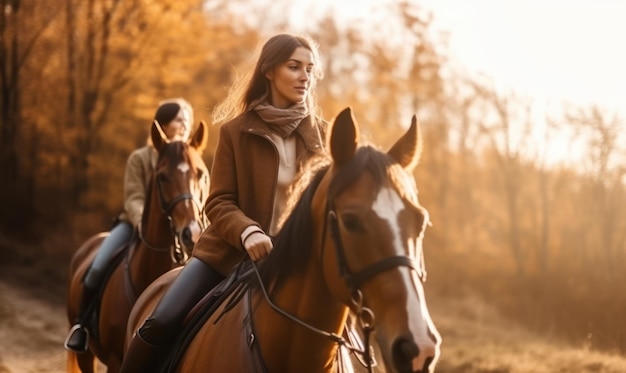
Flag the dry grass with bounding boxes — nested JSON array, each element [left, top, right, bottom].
[[429, 293, 626, 373]]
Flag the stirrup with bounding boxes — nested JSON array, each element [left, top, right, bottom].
[[64, 324, 90, 352]]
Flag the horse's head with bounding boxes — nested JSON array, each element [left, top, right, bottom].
[[149, 120, 210, 263], [316, 108, 441, 373]]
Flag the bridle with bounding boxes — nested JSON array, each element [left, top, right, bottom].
[[139, 172, 207, 265], [326, 201, 426, 371], [327, 208, 426, 292], [250, 173, 428, 373]]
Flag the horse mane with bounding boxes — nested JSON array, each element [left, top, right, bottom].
[[257, 154, 330, 289], [258, 145, 416, 290]]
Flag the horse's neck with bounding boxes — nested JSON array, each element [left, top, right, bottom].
[[254, 264, 350, 372], [142, 205, 173, 247], [130, 197, 174, 292]]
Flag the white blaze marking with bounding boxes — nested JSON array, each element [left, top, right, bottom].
[[372, 186, 404, 255], [178, 162, 190, 174], [176, 162, 193, 212], [373, 187, 440, 369]]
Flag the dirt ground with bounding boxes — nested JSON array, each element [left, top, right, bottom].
[[2, 258, 626, 373], [0, 245, 108, 373], [0, 279, 68, 373]]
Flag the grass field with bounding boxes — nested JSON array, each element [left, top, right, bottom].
[[429, 293, 626, 373]]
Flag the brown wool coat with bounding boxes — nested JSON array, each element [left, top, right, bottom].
[[193, 111, 327, 276]]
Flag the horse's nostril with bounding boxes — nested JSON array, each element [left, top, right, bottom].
[[182, 228, 193, 246], [392, 337, 419, 373], [423, 356, 434, 373]]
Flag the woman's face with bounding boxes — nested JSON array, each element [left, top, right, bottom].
[[162, 108, 191, 141], [266, 47, 314, 109]]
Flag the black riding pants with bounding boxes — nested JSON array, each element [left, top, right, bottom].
[[138, 257, 224, 346]]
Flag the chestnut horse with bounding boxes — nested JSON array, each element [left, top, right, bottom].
[[66, 120, 210, 373], [127, 108, 441, 373]]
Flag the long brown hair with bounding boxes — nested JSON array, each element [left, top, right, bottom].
[[213, 33, 323, 125]]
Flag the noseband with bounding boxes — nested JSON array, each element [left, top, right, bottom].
[[327, 208, 425, 292], [322, 202, 426, 372]]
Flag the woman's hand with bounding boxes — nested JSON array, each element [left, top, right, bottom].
[[243, 231, 273, 261]]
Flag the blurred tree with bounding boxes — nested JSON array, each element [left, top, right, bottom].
[[564, 106, 625, 280], [467, 78, 536, 279], [62, 0, 211, 208], [203, 0, 445, 146], [0, 0, 61, 229], [56, 0, 261, 229], [3, 0, 625, 354], [534, 115, 561, 277], [433, 80, 484, 253], [0, 0, 261, 237]]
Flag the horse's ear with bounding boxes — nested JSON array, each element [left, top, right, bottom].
[[388, 115, 422, 170], [329, 107, 359, 166], [151, 120, 169, 152], [189, 121, 208, 152]]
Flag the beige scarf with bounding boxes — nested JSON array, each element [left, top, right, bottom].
[[251, 95, 309, 138]]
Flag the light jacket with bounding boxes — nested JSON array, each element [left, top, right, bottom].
[[118, 145, 157, 227]]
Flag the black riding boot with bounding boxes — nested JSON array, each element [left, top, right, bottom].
[[64, 268, 103, 352], [120, 331, 165, 373], [120, 258, 224, 371]]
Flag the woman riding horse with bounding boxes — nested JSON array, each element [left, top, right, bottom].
[[65, 100, 210, 373], [65, 98, 195, 352], [121, 33, 327, 372], [126, 108, 442, 373]]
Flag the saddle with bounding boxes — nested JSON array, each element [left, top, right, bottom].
[[157, 259, 257, 372], [151, 260, 375, 373]]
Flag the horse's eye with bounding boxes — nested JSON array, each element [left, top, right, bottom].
[[157, 173, 169, 183], [341, 213, 364, 233]]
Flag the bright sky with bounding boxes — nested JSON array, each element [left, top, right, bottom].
[[419, 0, 626, 166], [288, 0, 625, 165], [420, 0, 626, 115], [283, 0, 626, 115]]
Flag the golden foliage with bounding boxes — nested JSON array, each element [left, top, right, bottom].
[[1, 0, 625, 357]]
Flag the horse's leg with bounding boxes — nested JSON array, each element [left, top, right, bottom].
[[66, 350, 96, 373], [66, 351, 80, 373], [105, 360, 121, 373], [77, 350, 97, 373]]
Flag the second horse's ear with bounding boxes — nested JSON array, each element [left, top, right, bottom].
[[329, 107, 359, 167], [387, 115, 422, 170], [151, 120, 169, 152], [189, 121, 208, 152]]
